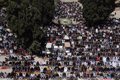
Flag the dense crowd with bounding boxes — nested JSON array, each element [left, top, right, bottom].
[[0, 25, 17, 55], [0, 1, 120, 80], [0, 8, 17, 55], [54, 2, 84, 22], [45, 1, 120, 80]]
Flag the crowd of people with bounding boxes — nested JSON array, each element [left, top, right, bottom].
[[45, 1, 120, 80], [54, 1, 84, 22], [0, 1, 120, 80], [0, 54, 48, 80], [0, 7, 17, 55]]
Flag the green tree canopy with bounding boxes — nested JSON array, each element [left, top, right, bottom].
[[80, 0, 115, 26], [0, 0, 8, 9], [6, 0, 55, 54]]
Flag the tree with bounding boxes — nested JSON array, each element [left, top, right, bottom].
[[29, 40, 41, 55], [80, 0, 115, 26], [0, 0, 8, 9], [7, 0, 55, 53]]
